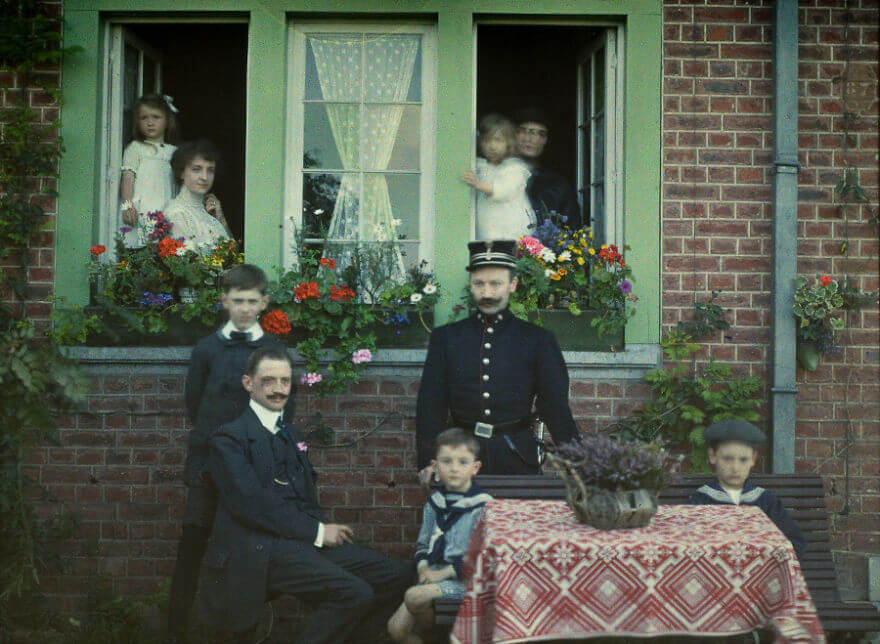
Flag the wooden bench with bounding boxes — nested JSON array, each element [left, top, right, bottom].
[[435, 474, 880, 638]]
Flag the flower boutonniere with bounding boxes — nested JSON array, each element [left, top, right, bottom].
[[296, 441, 308, 453]]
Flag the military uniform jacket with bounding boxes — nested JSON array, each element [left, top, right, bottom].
[[200, 408, 321, 632], [184, 330, 296, 486], [416, 309, 578, 469], [689, 478, 807, 561]]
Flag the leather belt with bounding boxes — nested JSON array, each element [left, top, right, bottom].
[[452, 416, 532, 439]]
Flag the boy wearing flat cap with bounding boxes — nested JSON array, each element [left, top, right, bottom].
[[689, 419, 806, 560]]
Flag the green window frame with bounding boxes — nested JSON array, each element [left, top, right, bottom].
[[58, 0, 660, 345]]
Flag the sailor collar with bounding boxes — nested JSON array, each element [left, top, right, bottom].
[[697, 479, 765, 505], [428, 485, 492, 511]]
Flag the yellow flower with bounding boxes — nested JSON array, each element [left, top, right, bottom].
[[577, 257, 585, 265], [601, 244, 607, 250], [588, 247, 596, 255], [588, 231, 594, 239], [117, 260, 128, 268], [572, 248, 582, 255], [550, 273, 562, 281], [557, 269, 567, 277]]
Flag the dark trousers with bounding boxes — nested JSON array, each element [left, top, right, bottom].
[[254, 539, 412, 644], [477, 427, 541, 475], [168, 524, 211, 637]]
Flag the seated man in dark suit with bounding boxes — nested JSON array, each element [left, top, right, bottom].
[[199, 347, 411, 643]]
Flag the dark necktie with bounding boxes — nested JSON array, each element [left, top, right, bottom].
[[229, 330, 250, 342]]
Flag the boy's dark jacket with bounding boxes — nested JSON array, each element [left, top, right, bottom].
[[183, 330, 295, 486], [689, 478, 806, 561]]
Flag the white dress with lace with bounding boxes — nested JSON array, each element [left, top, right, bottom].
[[120, 140, 177, 247], [164, 186, 230, 252], [473, 157, 536, 241]]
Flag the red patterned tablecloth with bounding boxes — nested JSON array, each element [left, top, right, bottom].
[[451, 500, 825, 643]]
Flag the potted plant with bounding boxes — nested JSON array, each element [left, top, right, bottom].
[[511, 217, 636, 350], [546, 432, 678, 530], [793, 274, 878, 371], [81, 215, 243, 345]]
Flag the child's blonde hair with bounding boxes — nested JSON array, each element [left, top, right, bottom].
[[478, 113, 517, 159]]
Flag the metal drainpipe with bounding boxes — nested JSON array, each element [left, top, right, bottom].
[[770, 0, 800, 473]]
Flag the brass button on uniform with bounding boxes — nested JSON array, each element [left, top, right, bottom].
[[482, 357, 490, 365], [482, 374, 490, 381], [484, 409, 491, 416], [482, 392, 490, 399], [484, 343, 492, 349]]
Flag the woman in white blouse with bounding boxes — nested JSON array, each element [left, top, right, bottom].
[[165, 140, 231, 251]]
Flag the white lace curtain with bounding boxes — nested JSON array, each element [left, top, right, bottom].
[[309, 33, 419, 282]]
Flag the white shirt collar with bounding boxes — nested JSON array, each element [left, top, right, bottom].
[[221, 320, 264, 341], [249, 399, 282, 434], [720, 485, 742, 505]]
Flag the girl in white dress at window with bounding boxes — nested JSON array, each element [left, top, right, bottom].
[[462, 113, 536, 241], [164, 140, 231, 252], [119, 94, 179, 247]]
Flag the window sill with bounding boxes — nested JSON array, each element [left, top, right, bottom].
[[64, 343, 660, 379]]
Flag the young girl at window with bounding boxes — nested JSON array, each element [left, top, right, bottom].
[[120, 94, 179, 247], [462, 113, 535, 241], [164, 139, 231, 251]]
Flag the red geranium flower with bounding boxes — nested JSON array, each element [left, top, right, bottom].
[[330, 284, 356, 302], [293, 281, 321, 300], [819, 275, 833, 287], [319, 257, 337, 269], [157, 237, 185, 259], [261, 309, 292, 335], [90, 245, 107, 256]]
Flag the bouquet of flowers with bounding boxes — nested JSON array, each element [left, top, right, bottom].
[[793, 274, 845, 355], [512, 217, 636, 338]]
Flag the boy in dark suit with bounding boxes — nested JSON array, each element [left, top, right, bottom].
[[167, 264, 295, 643], [200, 348, 411, 643], [689, 419, 806, 561]]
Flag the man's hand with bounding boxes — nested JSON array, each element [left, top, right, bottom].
[[418, 463, 437, 488], [323, 523, 353, 547]]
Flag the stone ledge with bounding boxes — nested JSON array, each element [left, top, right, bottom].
[[64, 344, 661, 380]]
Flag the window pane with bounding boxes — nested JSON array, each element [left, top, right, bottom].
[[123, 43, 139, 144], [593, 48, 605, 115], [303, 102, 359, 169], [384, 173, 420, 242], [406, 42, 422, 103], [306, 34, 362, 102], [364, 35, 420, 102], [361, 105, 420, 171], [142, 57, 157, 95], [302, 172, 344, 237], [593, 113, 605, 178]]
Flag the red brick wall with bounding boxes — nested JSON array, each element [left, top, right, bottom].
[[662, 0, 879, 599], [5, 0, 879, 614], [0, 2, 62, 327], [35, 369, 650, 611]]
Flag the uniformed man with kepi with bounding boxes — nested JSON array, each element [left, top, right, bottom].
[[416, 240, 578, 481]]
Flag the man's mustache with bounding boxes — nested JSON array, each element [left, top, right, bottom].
[[478, 298, 500, 307]]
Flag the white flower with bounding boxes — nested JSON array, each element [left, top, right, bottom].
[[314, 209, 324, 215], [539, 248, 557, 262], [544, 269, 555, 277], [391, 218, 402, 228], [558, 251, 571, 262], [423, 283, 437, 295], [410, 293, 423, 303]]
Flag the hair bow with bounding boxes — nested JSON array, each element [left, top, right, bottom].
[[162, 94, 179, 114]]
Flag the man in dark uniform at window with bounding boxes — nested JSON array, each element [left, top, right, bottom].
[[514, 107, 582, 229], [416, 240, 579, 482]]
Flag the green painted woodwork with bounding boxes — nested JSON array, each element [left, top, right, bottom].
[[59, 0, 661, 344]]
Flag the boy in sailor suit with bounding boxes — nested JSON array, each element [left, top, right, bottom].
[[388, 428, 493, 643], [689, 419, 806, 561]]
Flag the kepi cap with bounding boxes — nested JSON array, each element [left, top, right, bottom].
[[467, 240, 518, 272]]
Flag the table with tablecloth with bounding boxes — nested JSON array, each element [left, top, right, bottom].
[[451, 500, 825, 643]]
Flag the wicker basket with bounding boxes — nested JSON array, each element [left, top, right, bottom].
[[546, 453, 659, 530]]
